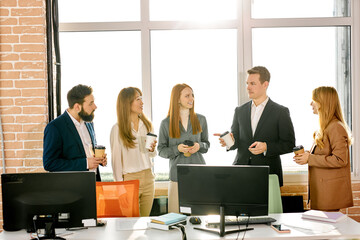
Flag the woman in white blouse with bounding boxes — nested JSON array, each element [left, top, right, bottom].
[[110, 87, 157, 216]]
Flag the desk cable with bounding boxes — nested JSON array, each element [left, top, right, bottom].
[[235, 215, 250, 240], [172, 223, 187, 240], [32, 217, 40, 240]]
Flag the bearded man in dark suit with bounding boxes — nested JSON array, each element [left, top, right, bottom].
[[43, 84, 106, 181]]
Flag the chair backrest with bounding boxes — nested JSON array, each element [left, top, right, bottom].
[[96, 180, 140, 218], [281, 195, 304, 213], [268, 174, 283, 214]]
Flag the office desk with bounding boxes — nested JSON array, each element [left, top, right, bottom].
[[1, 213, 360, 240]]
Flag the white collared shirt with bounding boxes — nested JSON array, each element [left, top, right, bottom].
[[251, 97, 269, 136], [110, 120, 157, 181], [66, 110, 94, 170]]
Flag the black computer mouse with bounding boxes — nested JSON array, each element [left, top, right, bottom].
[[189, 216, 201, 224]]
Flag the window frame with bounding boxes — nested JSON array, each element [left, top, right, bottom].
[[58, 0, 360, 183]]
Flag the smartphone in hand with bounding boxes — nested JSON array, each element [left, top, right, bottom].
[[271, 224, 290, 233]]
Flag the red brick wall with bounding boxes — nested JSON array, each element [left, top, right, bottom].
[[0, 0, 47, 228]]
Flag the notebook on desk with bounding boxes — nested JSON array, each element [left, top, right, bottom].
[[150, 213, 187, 225], [302, 210, 347, 223]]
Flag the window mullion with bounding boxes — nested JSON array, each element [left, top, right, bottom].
[[140, 0, 152, 120]]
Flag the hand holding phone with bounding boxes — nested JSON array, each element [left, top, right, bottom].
[[271, 224, 290, 233]]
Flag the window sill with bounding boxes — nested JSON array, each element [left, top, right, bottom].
[[154, 173, 360, 194], [154, 181, 168, 197], [283, 172, 308, 185], [153, 173, 310, 196]]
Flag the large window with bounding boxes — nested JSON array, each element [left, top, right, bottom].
[[58, 0, 140, 22], [59, 31, 142, 174], [150, 0, 237, 21], [252, 0, 350, 18], [58, 0, 359, 181], [252, 26, 351, 172], [151, 29, 238, 176]]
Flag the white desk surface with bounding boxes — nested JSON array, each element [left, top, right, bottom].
[[1, 213, 360, 240]]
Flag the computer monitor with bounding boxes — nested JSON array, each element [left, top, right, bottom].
[[177, 164, 269, 236], [1, 171, 97, 239]]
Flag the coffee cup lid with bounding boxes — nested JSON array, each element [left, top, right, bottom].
[[95, 145, 106, 149], [183, 140, 194, 146], [147, 133, 157, 137], [220, 131, 230, 137], [293, 145, 304, 151]]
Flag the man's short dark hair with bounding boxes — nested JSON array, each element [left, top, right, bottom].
[[247, 66, 271, 83], [67, 84, 93, 109]]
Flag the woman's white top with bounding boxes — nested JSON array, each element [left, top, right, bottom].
[[110, 120, 156, 181]]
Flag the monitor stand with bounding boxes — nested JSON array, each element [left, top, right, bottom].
[[31, 215, 66, 240], [193, 206, 254, 237]]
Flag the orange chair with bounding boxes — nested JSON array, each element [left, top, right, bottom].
[[96, 180, 140, 218]]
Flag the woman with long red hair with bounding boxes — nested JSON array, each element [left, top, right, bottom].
[[158, 83, 210, 213], [294, 86, 353, 211]]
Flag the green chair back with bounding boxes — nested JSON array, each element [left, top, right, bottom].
[[268, 174, 283, 214]]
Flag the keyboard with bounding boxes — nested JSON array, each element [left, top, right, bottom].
[[206, 216, 276, 227]]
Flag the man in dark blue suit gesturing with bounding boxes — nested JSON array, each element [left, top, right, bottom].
[[43, 84, 106, 181], [215, 66, 295, 186]]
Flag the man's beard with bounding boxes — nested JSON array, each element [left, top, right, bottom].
[[78, 108, 95, 122]]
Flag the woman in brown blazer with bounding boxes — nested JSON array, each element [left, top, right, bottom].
[[293, 86, 353, 211]]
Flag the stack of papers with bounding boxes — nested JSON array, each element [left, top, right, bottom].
[[284, 221, 336, 234], [302, 210, 347, 223], [149, 213, 187, 230]]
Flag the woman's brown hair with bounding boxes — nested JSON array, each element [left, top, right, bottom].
[[167, 84, 201, 138], [312, 86, 352, 149], [116, 87, 152, 148]]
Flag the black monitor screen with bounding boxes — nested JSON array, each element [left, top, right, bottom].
[[177, 164, 269, 217], [1, 171, 97, 234]]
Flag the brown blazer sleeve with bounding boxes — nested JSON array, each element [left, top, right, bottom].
[[308, 121, 349, 168]]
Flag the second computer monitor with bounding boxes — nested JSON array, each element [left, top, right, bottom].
[[177, 164, 269, 217]]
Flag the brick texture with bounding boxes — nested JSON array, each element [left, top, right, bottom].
[[0, 0, 47, 229]]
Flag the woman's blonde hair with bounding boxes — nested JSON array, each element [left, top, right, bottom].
[[167, 84, 202, 138], [312, 86, 352, 149], [116, 87, 152, 148]]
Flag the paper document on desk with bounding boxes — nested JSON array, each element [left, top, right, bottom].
[[284, 221, 336, 234], [302, 210, 347, 222], [116, 218, 149, 231]]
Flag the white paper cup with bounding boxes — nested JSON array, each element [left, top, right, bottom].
[[220, 131, 234, 150], [145, 133, 157, 150]]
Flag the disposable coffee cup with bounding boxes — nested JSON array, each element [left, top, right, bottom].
[[220, 131, 234, 150], [145, 133, 157, 150], [183, 140, 194, 157], [94, 145, 106, 158], [293, 145, 304, 155]]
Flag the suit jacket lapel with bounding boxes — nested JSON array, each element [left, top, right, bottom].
[[253, 99, 273, 138], [64, 111, 86, 155]]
